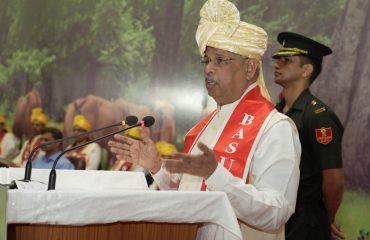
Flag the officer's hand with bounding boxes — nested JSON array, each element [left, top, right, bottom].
[[162, 142, 218, 179]]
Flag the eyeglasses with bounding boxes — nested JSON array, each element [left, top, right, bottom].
[[200, 56, 245, 68]]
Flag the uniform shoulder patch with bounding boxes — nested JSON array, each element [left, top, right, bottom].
[[315, 127, 333, 144], [314, 107, 326, 114]]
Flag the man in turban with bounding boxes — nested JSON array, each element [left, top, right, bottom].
[[64, 114, 101, 170], [11, 107, 48, 167], [109, 0, 301, 239]]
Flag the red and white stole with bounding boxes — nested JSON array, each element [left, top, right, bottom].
[[66, 144, 88, 155], [21, 135, 43, 162], [179, 86, 274, 191], [65, 144, 90, 163]]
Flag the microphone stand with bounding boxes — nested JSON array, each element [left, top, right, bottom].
[[23, 116, 138, 182], [47, 117, 154, 190], [24, 123, 122, 181]]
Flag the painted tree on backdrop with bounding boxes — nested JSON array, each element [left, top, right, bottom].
[[0, 0, 154, 119], [0, 0, 355, 148], [311, 0, 370, 192], [135, 0, 185, 96], [235, 0, 346, 101]]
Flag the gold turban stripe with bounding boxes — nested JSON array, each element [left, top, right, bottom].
[[73, 114, 92, 131], [196, 0, 270, 100], [155, 141, 177, 157], [0, 115, 5, 124], [124, 127, 141, 139], [30, 107, 48, 124]]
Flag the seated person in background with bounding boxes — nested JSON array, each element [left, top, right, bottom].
[[65, 115, 101, 170], [12, 107, 48, 167], [155, 141, 178, 160], [111, 127, 142, 171], [32, 127, 74, 170], [0, 115, 20, 163]]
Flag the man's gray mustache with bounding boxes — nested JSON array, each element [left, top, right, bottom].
[[205, 75, 217, 83]]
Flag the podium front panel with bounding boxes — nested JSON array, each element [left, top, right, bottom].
[[8, 222, 199, 240]]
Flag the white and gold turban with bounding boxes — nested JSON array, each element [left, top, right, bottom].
[[196, 0, 270, 100]]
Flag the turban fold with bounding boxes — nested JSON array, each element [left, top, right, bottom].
[[196, 0, 270, 100], [30, 107, 48, 125], [73, 115, 92, 131]]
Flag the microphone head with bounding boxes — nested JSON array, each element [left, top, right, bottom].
[[142, 116, 155, 127], [125, 115, 138, 126]]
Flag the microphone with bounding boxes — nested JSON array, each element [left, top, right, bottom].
[[141, 116, 155, 127], [47, 116, 155, 190], [20, 115, 138, 184]]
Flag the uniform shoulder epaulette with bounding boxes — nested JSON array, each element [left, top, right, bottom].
[[310, 99, 326, 114]]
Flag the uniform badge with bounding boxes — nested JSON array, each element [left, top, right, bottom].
[[314, 107, 326, 114], [315, 127, 333, 145]]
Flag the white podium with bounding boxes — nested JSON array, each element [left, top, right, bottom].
[[0, 168, 242, 240]]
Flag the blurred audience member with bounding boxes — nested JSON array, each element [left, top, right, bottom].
[[65, 114, 101, 170], [12, 107, 48, 167], [0, 115, 20, 164], [111, 127, 142, 171], [32, 127, 74, 170]]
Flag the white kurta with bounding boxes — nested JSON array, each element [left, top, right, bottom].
[[11, 135, 44, 167], [66, 143, 101, 170], [153, 83, 301, 239], [0, 132, 20, 162]]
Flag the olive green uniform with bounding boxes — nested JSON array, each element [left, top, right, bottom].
[[276, 89, 344, 240]]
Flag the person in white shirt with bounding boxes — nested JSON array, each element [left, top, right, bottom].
[[11, 107, 47, 167], [0, 115, 20, 163], [108, 0, 301, 239]]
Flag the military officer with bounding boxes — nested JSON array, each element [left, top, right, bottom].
[[273, 32, 345, 240]]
